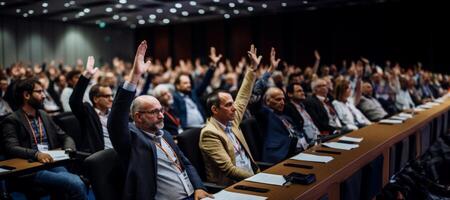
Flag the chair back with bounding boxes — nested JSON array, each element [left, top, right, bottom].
[[240, 118, 263, 161], [176, 128, 206, 180], [53, 112, 83, 149]]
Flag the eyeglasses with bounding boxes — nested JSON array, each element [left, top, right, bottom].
[[32, 89, 45, 94], [138, 108, 164, 116]]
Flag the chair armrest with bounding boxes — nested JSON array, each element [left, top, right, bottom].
[[256, 161, 274, 170], [67, 150, 91, 161]]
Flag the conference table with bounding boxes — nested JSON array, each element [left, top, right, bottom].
[[223, 97, 450, 200]]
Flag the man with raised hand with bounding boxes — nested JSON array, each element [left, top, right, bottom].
[[107, 40, 212, 200]]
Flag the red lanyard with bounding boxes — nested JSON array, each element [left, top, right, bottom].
[[155, 139, 183, 172], [24, 115, 43, 145], [165, 111, 180, 127]]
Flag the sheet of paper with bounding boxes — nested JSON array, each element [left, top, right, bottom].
[[418, 104, 432, 109], [41, 150, 70, 161], [390, 116, 407, 121], [427, 102, 440, 106], [322, 142, 359, 150], [244, 173, 286, 186], [339, 136, 363, 143], [398, 113, 413, 118], [434, 99, 444, 103], [202, 190, 267, 200], [290, 153, 333, 163], [0, 168, 12, 173], [414, 108, 426, 112], [379, 119, 403, 124]]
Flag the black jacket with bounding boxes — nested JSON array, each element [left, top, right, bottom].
[[69, 75, 104, 153], [1, 109, 75, 159], [303, 95, 337, 133]]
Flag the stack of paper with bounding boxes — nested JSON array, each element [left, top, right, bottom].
[[339, 136, 363, 143], [291, 153, 333, 163], [202, 190, 267, 200], [414, 108, 426, 112], [245, 173, 286, 186], [42, 150, 70, 161], [322, 142, 359, 150], [398, 113, 413, 118], [379, 119, 403, 124], [390, 116, 407, 121]]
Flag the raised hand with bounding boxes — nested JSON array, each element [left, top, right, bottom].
[[314, 50, 321, 60], [268, 47, 281, 73], [209, 47, 222, 67], [247, 44, 262, 71], [83, 56, 98, 79], [130, 40, 151, 84]]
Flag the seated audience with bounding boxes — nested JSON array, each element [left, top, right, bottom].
[[357, 82, 388, 121]]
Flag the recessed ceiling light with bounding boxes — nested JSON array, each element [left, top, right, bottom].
[[138, 19, 145, 25], [224, 14, 230, 19], [189, 1, 197, 6], [43, 9, 48, 14], [115, 4, 122, 8], [262, 3, 267, 8], [148, 19, 155, 23], [169, 8, 177, 13], [99, 22, 106, 28], [198, 9, 205, 14], [78, 12, 85, 17], [128, 4, 136, 9], [219, 9, 225, 14], [247, 6, 253, 12], [233, 9, 239, 14], [42, 2, 48, 7], [237, 0, 244, 3], [64, 3, 70, 7], [209, 6, 216, 11], [181, 11, 189, 16], [112, 15, 119, 20], [105, 7, 113, 12], [121, 16, 127, 21], [228, 3, 235, 8], [175, 3, 182, 8], [130, 24, 136, 29], [23, 13, 28, 17], [303, 1, 308, 4], [156, 8, 163, 13], [213, 0, 220, 2], [136, 15, 143, 19], [149, 14, 156, 19], [162, 18, 170, 24], [281, 2, 287, 7], [0, 2, 5, 6], [16, 9, 21, 13], [119, 0, 127, 4], [84, 8, 90, 13], [28, 10, 34, 14], [69, 1, 75, 5], [62, 17, 68, 21]]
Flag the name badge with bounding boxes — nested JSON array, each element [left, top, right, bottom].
[[37, 144, 49, 151], [178, 171, 194, 196], [297, 137, 309, 150]]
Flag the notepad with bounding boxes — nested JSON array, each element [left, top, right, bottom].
[[389, 116, 406, 121], [244, 173, 286, 186], [418, 104, 433, 109], [414, 108, 426, 112], [427, 102, 440, 106], [41, 150, 70, 161], [291, 153, 333, 163], [339, 136, 363, 143], [379, 119, 403, 124], [202, 190, 267, 200], [322, 142, 359, 150], [434, 99, 444, 103], [398, 113, 413, 118]]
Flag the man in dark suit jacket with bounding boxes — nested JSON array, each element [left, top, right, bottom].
[[304, 78, 342, 135], [249, 48, 309, 163], [70, 56, 113, 153], [107, 41, 211, 200], [172, 47, 219, 129], [1, 78, 87, 200]]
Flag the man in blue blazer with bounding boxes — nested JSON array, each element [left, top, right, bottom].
[[107, 41, 211, 200], [172, 48, 219, 129]]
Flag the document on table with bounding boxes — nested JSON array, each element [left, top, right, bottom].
[[414, 108, 426, 112], [427, 102, 440, 106], [434, 99, 444, 103], [245, 173, 286, 186], [379, 119, 403, 124], [290, 153, 333, 163], [41, 150, 70, 161], [202, 190, 267, 200], [418, 104, 433, 109], [339, 136, 363, 143], [390, 116, 407, 121], [0, 168, 12, 173], [322, 142, 359, 150]]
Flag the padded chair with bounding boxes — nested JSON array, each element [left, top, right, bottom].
[[84, 149, 125, 200], [53, 112, 83, 150], [239, 118, 263, 161], [177, 128, 225, 192]]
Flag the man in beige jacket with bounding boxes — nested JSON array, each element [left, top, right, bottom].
[[199, 45, 261, 186]]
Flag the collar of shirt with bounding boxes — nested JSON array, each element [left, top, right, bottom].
[[212, 117, 231, 131], [316, 95, 326, 102], [138, 126, 164, 142], [94, 108, 110, 116]]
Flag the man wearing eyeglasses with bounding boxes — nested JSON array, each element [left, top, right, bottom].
[[107, 41, 211, 200], [1, 78, 87, 200], [70, 56, 114, 153]]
